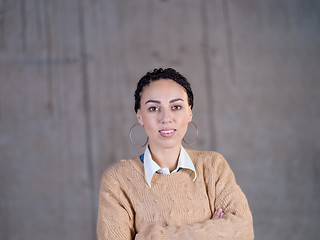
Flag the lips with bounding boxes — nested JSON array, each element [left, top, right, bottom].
[[159, 129, 176, 138]]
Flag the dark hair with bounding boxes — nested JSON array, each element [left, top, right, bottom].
[[134, 68, 194, 113]]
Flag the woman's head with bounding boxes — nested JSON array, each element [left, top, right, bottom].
[[134, 68, 194, 113], [134, 68, 194, 150]]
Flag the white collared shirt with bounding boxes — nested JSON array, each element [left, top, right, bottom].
[[143, 144, 197, 188]]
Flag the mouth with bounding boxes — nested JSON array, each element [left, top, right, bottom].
[[159, 129, 176, 138]]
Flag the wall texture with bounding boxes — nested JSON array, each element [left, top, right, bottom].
[[0, 0, 319, 239]]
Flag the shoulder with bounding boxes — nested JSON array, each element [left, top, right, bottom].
[[187, 149, 237, 187], [100, 156, 144, 186], [186, 149, 234, 180], [186, 149, 227, 168]]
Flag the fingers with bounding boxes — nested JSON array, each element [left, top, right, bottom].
[[211, 208, 225, 220], [219, 208, 225, 218], [217, 208, 224, 218]]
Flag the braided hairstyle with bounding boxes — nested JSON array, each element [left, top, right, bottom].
[[134, 68, 194, 113]]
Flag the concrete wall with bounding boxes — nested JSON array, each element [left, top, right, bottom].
[[0, 0, 319, 239]]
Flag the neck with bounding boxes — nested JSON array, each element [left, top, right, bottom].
[[148, 143, 181, 172]]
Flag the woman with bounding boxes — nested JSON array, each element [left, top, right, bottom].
[[97, 68, 254, 239]]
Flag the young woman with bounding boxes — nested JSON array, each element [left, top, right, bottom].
[[97, 68, 254, 239]]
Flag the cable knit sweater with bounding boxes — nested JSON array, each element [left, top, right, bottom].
[[97, 149, 254, 239]]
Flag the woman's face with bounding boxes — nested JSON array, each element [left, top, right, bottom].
[[137, 79, 192, 150]]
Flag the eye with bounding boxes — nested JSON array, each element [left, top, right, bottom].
[[148, 106, 159, 112], [172, 105, 182, 111]]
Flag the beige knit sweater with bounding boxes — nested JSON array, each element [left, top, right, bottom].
[[97, 149, 254, 239]]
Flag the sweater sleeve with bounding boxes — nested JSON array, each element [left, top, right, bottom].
[[97, 166, 135, 240], [135, 152, 254, 240]]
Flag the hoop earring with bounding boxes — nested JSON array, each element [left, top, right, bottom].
[[129, 124, 148, 147], [183, 121, 199, 146]]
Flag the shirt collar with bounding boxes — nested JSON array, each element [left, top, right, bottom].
[[143, 144, 197, 188]]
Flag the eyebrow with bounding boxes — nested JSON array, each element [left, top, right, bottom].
[[145, 100, 161, 104], [169, 98, 184, 103], [145, 98, 184, 105]]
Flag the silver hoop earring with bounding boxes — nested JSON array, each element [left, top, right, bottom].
[[183, 121, 199, 146], [129, 124, 148, 147]]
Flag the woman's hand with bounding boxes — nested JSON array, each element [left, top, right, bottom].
[[211, 208, 225, 220]]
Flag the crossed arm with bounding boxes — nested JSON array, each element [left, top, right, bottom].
[[97, 155, 254, 240]]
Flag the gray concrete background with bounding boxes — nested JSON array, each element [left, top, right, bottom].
[[0, 0, 319, 239]]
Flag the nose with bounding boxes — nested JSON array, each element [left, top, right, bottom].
[[159, 108, 172, 124]]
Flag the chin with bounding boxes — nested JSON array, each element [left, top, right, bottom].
[[156, 139, 182, 149]]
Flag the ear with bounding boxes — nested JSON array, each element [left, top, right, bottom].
[[188, 107, 193, 122], [136, 109, 144, 126]]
